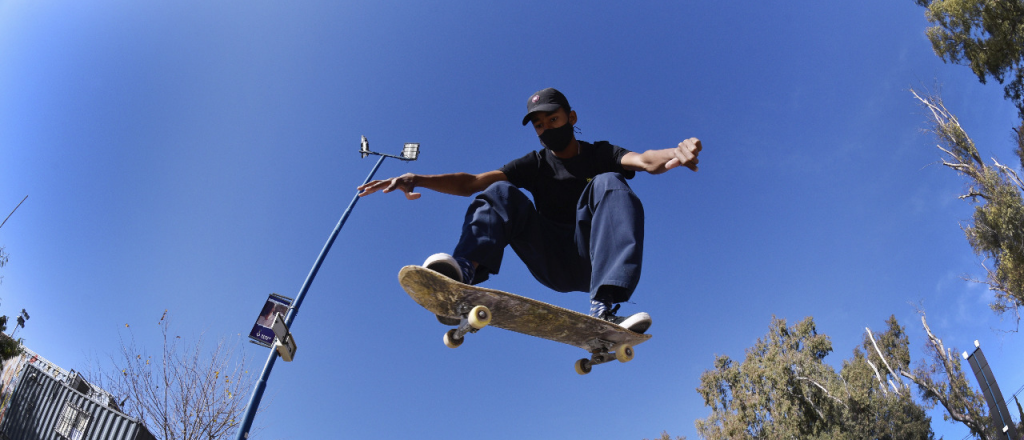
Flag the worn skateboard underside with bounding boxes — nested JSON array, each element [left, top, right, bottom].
[[398, 265, 650, 352]]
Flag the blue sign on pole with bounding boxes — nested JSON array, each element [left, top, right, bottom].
[[248, 294, 293, 348], [234, 139, 418, 440]]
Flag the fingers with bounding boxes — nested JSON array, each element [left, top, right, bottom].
[[356, 180, 381, 197], [676, 138, 701, 172], [357, 180, 383, 197], [686, 137, 702, 153], [672, 147, 698, 171], [356, 178, 398, 197], [356, 179, 385, 192], [678, 138, 701, 156], [357, 177, 420, 199], [673, 157, 697, 172]]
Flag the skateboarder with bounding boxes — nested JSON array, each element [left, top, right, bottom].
[[357, 88, 701, 334]]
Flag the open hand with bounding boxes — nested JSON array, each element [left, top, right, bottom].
[[356, 173, 421, 200]]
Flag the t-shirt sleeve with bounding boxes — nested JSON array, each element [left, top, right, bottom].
[[499, 151, 539, 190], [596, 141, 636, 179]]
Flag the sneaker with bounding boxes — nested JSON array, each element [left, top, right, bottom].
[[422, 253, 475, 284], [591, 301, 651, 334], [423, 253, 477, 326], [617, 312, 652, 334]]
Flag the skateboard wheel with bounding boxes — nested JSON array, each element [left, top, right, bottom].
[[443, 329, 464, 349], [468, 305, 491, 329], [615, 345, 634, 363], [574, 358, 592, 375]]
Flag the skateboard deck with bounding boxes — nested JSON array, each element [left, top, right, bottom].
[[398, 265, 652, 374]]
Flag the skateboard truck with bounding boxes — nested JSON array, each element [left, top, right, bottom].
[[443, 304, 492, 348], [574, 338, 634, 375], [439, 304, 637, 374]]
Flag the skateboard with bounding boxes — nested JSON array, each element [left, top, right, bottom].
[[398, 265, 652, 375]]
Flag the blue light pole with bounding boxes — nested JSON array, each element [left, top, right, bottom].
[[233, 137, 419, 440]]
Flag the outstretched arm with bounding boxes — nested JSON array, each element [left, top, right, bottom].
[[621, 137, 702, 174], [356, 170, 507, 199]]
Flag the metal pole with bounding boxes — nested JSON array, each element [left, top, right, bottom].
[[234, 154, 388, 440], [1, 195, 27, 230]]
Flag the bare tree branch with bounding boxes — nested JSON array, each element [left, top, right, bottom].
[[865, 357, 888, 396], [865, 327, 905, 395], [795, 375, 849, 410], [88, 312, 258, 440], [898, 313, 992, 440]]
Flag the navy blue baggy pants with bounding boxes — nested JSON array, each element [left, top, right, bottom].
[[452, 172, 643, 303]]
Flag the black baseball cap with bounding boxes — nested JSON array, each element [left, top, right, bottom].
[[522, 88, 571, 125]]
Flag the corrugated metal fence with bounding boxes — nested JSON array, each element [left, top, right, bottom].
[[0, 363, 155, 440]]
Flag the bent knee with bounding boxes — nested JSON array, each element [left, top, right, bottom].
[[590, 172, 630, 190], [482, 180, 517, 196]]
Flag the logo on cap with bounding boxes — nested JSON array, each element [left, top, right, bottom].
[[531, 95, 540, 103]]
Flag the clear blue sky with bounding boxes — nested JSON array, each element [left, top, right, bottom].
[[2, 1, 1022, 439]]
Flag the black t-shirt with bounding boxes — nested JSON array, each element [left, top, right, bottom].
[[499, 140, 635, 224]]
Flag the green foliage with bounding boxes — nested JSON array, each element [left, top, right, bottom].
[[695, 316, 934, 440], [0, 335, 21, 362], [967, 171, 1024, 315], [912, 0, 1024, 321], [0, 316, 21, 362], [915, 0, 1024, 117], [899, 313, 994, 438], [913, 2, 1024, 313], [843, 317, 933, 440], [913, 89, 1024, 320]]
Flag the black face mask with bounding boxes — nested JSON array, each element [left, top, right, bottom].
[[538, 122, 575, 152]]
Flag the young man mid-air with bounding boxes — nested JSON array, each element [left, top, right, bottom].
[[357, 88, 701, 334]]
